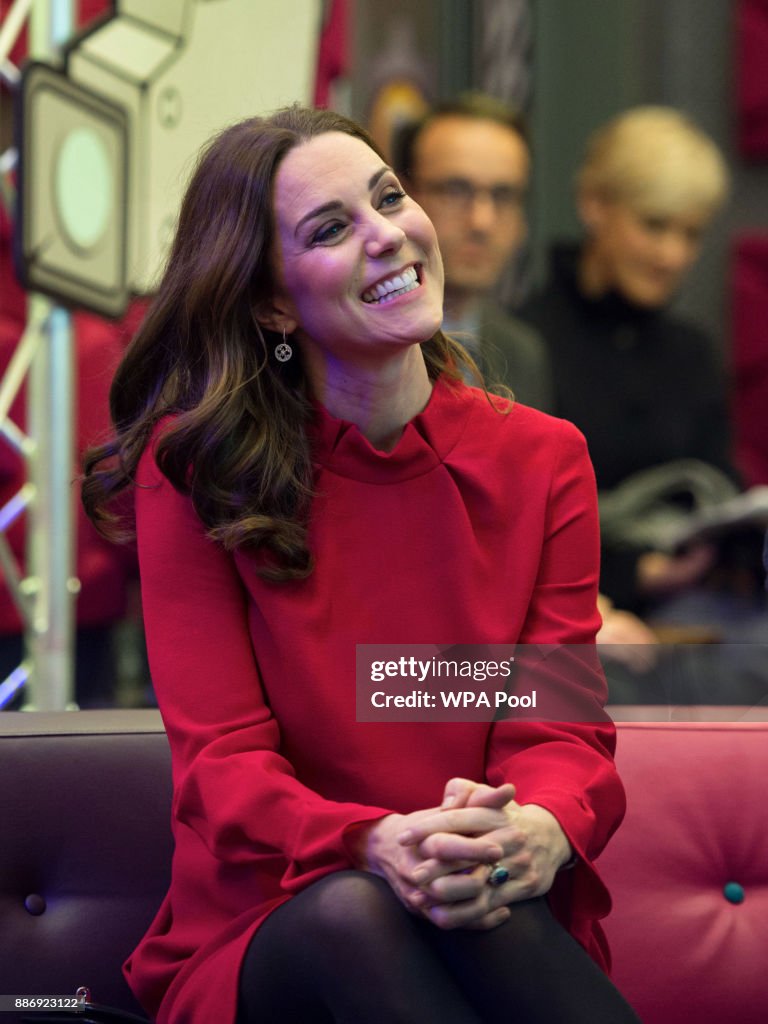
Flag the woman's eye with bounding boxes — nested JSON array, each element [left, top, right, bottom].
[[312, 221, 346, 244], [641, 216, 668, 234], [379, 189, 406, 209]]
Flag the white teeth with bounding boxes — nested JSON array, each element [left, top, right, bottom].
[[363, 266, 419, 304], [376, 276, 401, 298]]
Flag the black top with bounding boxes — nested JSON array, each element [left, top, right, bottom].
[[520, 243, 736, 607]]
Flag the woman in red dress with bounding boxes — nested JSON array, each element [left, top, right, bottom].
[[83, 106, 638, 1024]]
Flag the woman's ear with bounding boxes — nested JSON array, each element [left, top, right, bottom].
[[253, 300, 298, 336], [576, 189, 607, 234]]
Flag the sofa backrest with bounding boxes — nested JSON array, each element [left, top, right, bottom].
[[0, 711, 171, 1019], [2, 710, 767, 1024]]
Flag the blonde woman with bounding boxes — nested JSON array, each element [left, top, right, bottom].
[[522, 106, 732, 616]]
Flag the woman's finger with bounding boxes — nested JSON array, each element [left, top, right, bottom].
[[440, 778, 516, 810], [398, 805, 510, 846], [465, 782, 516, 809], [414, 832, 505, 864]]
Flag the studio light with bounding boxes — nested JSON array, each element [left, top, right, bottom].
[[17, 63, 129, 317], [15, 0, 321, 318]]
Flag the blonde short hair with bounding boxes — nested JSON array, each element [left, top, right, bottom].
[[577, 106, 729, 217]]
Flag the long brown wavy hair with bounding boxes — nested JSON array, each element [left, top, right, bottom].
[[82, 105, 475, 580]]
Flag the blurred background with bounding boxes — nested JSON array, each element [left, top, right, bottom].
[[350, 0, 767, 340], [2, 0, 767, 710]]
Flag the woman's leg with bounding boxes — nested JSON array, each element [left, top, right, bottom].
[[237, 870, 482, 1024], [422, 896, 641, 1024], [237, 872, 640, 1024]]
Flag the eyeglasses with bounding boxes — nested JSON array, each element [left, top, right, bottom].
[[413, 178, 526, 215]]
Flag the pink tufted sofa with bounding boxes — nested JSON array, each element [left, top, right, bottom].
[[1, 709, 766, 1023], [602, 709, 768, 1024]]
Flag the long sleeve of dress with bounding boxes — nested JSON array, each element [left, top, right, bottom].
[[486, 423, 625, 924], [136, 447, 392, 892]]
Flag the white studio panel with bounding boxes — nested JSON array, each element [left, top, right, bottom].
[[17, 0, 322, 316], [119, 0, 191, 38]]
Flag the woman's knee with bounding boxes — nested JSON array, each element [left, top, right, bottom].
[[298, 869, 406, 941]]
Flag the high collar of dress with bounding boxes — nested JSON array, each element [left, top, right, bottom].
[[309, 374, 475, 484]]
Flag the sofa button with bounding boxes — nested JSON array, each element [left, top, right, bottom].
[[723, 882, 745, 904], [24, 894, 46, 915]]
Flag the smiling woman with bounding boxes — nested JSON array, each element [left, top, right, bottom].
[[82, 107, 463, 573], [260, 129, 445, 442], [82, 105, 639, 1024]]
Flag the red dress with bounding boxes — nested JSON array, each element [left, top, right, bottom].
[[127, 377, 625, 1024]]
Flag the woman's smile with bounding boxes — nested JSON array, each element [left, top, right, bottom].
[[361, 264, 422, 304]]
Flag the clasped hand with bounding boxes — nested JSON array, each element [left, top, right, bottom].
[[359, 779, 572, 931]]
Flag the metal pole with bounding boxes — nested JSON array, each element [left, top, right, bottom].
[[0, 0, 35, 65], [22, 0, 77, 710]]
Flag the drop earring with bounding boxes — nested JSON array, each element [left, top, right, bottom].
[[274, 328, 293, 363]]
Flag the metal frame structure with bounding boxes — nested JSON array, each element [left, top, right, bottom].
[[0, 0, 77, 710], [2, 0, 324, 711]]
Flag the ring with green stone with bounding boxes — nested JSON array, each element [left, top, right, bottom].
[[487, 863, 510, 887]]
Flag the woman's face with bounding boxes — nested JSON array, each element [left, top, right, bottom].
[[268, 131, 444, 366], [581, 195, 709, 308]]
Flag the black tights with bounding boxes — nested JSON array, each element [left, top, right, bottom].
[[236, 871, 640, 1024]]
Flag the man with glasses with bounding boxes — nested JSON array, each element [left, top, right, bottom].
[[395, 96, 661, 677], [395, 93, 553, 411]]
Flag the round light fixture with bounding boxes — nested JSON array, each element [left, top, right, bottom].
[[54, 127, 113, 252]]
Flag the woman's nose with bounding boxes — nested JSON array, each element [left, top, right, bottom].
[[656, 230, 697, 272], [364, 213, 406, 258]]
